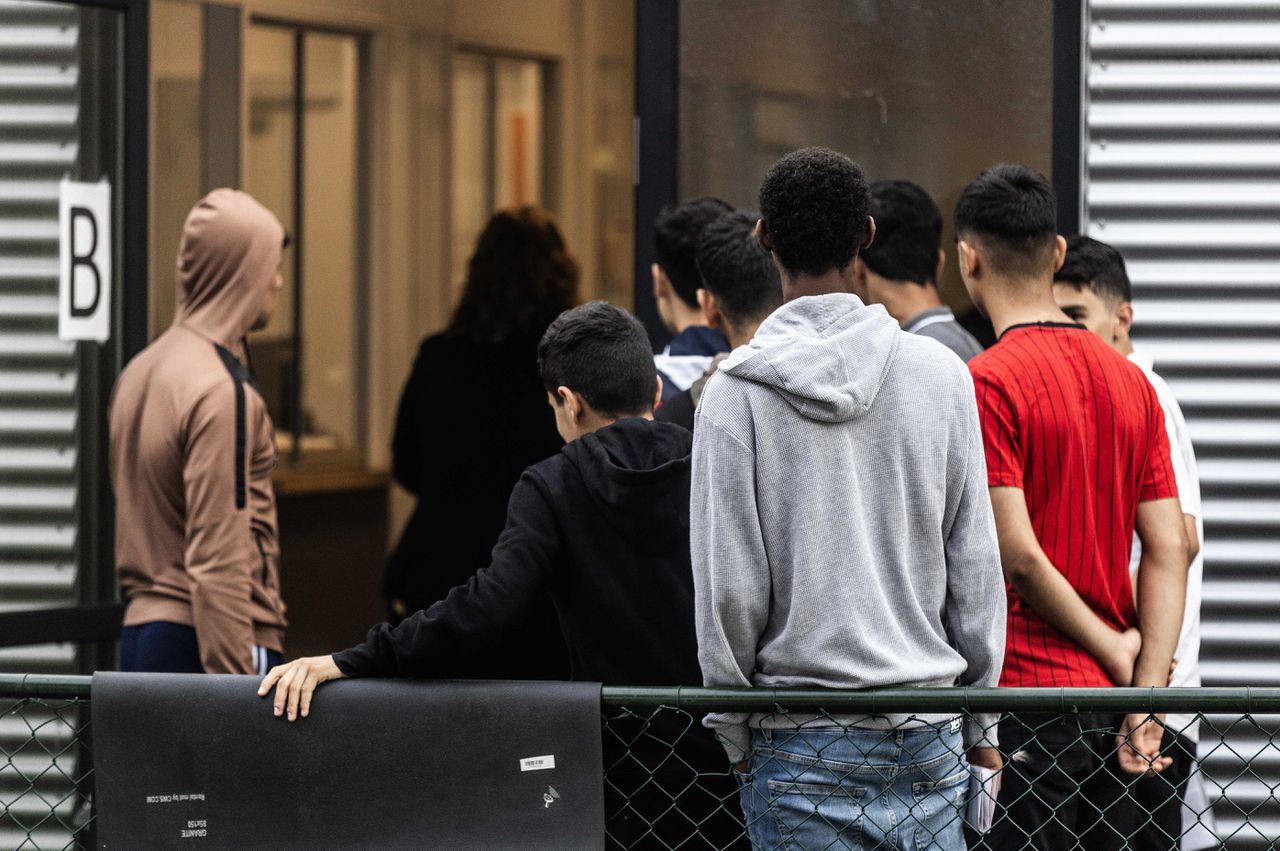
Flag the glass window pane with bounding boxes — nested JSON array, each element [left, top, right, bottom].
[[450, 52, 547, 306], [244, 23, 297, 433], [149, 0, 203, 338], [300, 31, 360, 455], [678, 0, 1052, 310], [450, 52, 491, 303], [493, 58, 543, 209]]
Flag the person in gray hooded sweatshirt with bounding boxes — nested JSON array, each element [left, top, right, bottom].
[[690, 147, 1007, 850]]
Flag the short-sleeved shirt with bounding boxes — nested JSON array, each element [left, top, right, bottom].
[[969, 323, 1178, 687]]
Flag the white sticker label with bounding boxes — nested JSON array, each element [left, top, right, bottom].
[[520, 754, 556, 772], [58, 179, 112, 342]]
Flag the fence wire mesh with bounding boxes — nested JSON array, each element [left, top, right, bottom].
[[0, 697, 92, 851], [4, 682, 1280, 849], [601, 703, 1280, 850]]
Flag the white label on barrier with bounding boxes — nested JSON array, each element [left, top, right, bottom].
[[520, 755, 556, 772], [58, 179, 112, 342]]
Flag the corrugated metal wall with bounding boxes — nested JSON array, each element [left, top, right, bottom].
[[1086, 0, 1280, 844], [0, 1, 85, 847], [0, 0, 81, 666]]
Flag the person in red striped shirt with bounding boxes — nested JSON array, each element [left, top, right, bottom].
[[957, 164, 1189, 850]]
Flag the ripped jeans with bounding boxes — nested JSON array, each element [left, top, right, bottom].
[[737, 721, 969, 850]]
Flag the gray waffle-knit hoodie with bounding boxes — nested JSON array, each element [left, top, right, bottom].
[[690, 293, 1006, 761]]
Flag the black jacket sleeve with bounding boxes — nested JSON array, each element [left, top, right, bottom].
[[333, 472, 560, 677]]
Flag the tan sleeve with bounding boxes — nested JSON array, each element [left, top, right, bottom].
[[182, 380, 257, 674]]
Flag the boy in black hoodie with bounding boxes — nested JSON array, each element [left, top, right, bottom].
[[260, 301, 744, 848]]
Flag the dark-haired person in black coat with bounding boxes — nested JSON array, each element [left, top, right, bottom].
[[383, 206, 577, 680]]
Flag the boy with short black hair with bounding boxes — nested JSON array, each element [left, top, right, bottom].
[[958, 165, 1189, 849], [652, 197, 734, 402], [260, 301, 743, 848], [1054, 235, 1210, 850], [656, 209, 782, 430], [854, 179, 983, 361]]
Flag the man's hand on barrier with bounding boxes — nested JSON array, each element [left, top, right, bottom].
[[1117, 712, 1172, 775], [967, 746, 1003, 773], [257, 655, 346, 722]]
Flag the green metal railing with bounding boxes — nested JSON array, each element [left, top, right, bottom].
[[8, 673, 1280, 708], [4, 675, 1280, 849]]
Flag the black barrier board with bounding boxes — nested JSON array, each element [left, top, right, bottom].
[[92, 673, 604, 849]]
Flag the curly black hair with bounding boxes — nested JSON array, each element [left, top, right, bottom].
[[758, 147, 870, 277], [449, 206, 580, 343]]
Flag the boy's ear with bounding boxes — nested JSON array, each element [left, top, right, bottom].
[[861, 216, 876, 250], [697, 288, 723, 329], [653, 375, 664, 412], [957, 239, 980, 279], [1053, 235, 1068, 274], [651, 263, 668, 301], [754, 219, 772, 253], [1115, 301, 1135, 342], [556, 385, 580, 420]]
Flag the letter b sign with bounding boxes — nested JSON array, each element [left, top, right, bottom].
[[59, 180, 112, 342]]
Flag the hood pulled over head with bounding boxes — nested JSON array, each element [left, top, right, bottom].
[[174, 188, 284, 346], [720, 293, 900, 423]]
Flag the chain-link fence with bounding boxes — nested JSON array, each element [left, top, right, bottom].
[[0, 677, 93, 851], [4, 676, 1280, 849], [602, 687, 1280, 849]]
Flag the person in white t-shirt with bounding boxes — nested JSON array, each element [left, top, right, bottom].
[[1053, 235, 1215, 851]]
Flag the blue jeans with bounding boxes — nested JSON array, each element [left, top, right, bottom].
[[738, 721, 969, 850], [120, 621, 282, 675]]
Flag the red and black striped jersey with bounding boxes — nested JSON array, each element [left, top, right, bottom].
[[970, 323, 1178, 687]]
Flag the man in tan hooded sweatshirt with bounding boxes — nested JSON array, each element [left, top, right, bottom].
[[110, 189, 288, 675]]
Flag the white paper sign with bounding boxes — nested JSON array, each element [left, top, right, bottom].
[[58, 179, 112, 342]]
